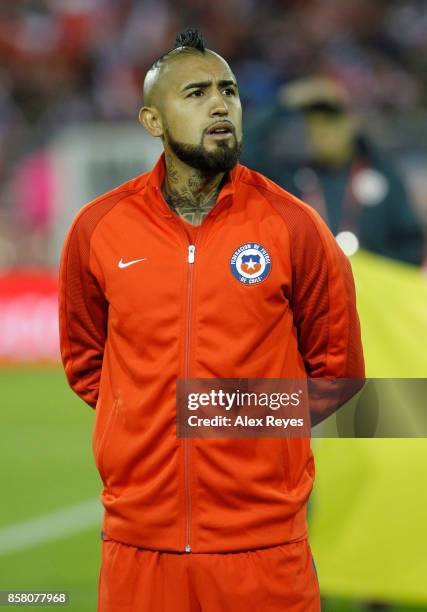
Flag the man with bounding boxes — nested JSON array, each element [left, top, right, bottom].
[[59, 28, 364, 611], [243, 76, 424, 265]]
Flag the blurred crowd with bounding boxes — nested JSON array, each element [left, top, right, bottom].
[[1, 0, 427, 266]]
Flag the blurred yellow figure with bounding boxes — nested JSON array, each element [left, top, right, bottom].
[[310, 251, 427, 605]]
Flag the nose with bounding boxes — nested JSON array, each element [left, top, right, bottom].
[[209, 90, 228, 117]]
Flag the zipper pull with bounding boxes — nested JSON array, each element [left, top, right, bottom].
[[188, 245, 196, 264]]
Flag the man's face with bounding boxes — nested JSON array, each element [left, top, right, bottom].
[[303, 106, 357, 167], [156, 52, 243, 174]]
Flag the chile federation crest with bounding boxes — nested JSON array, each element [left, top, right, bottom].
[[230, 243, 271, 284]]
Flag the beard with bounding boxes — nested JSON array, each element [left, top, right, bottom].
[[164, 126, 242, 175]]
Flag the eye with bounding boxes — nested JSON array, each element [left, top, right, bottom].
[[187, 89, 204, 98], [223, 87, 236, 96]]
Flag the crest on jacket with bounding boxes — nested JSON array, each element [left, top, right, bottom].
[[230, 243, 271, 284]]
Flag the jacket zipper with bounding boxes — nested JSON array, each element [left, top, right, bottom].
[[169, 201, 228, 553], [156, 183, 230, 553], [181, 214, 226, 552], [184, 243, 196, 552]]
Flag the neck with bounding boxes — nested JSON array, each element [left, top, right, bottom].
[[162, 153, 225, 226]]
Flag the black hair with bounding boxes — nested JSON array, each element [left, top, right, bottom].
[[149, 28, 205, 72], [174, 27, 205, 52]]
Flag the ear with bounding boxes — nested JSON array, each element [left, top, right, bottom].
[[139, 106, 163, 138]]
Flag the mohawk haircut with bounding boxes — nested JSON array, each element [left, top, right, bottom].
[[175, 27, 205, 52], [149, 27, 206, 72]]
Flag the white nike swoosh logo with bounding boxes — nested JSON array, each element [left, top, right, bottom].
[[118, 258, 147, 269]]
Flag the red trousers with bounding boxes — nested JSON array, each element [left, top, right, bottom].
[[97, 537, 320, 611]]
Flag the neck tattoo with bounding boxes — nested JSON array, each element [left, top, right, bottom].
[[162, 155, 224, 226]]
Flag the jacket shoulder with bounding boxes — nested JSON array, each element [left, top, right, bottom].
[[239, 164, 328, 232], [66, 172, 150, 241]]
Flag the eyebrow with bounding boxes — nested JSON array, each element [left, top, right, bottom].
[[181, 79, 237, 92]]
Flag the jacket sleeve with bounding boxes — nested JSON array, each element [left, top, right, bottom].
[[288, 203, 365, 423], [58, 210, 108, 408]]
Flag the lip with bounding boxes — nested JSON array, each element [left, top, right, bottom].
[[205, 121, 234, 136], [206, 131, 234, 140]]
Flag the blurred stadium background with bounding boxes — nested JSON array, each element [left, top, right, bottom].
[[0, 1, 426, 610]]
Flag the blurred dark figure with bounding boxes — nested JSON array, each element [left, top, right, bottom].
[[244, 77, 421, 612], [243, 76, 424, 266]]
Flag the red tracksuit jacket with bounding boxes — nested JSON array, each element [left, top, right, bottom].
[[59, 153, 364, 553]]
